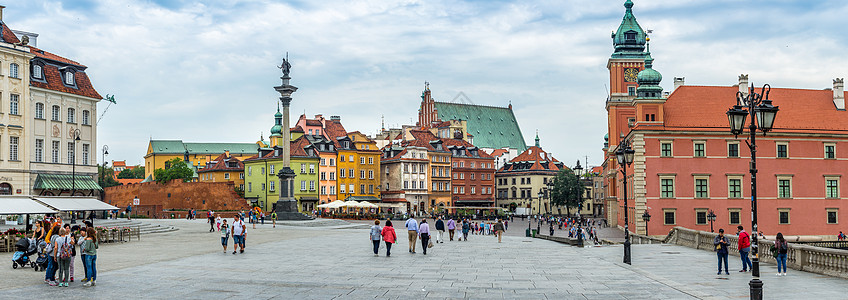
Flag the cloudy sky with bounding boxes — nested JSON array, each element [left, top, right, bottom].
[[7, 0, 848, 167]]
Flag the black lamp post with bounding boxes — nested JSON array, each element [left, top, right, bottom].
[[726, 84, 779, 300], [535, 191, 542, 232], [641, 210, 651, 236], [615, 138, 635, 265], [574, 160, 584, 246], [707, 210, 717, 233], [71, 129, 81, 196]]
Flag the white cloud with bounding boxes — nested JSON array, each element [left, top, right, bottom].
[[6, 0, 848, 167]]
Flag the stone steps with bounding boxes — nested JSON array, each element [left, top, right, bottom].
[[89, 220, 179, 235]]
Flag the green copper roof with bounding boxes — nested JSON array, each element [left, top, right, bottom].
[[434, 102, 526, 150], [636, 50, 663, 97], [271, 107, 283, 137], [34, 174, 103, 191], [149, 140, 258, 155], [611, 0, 647, 58]]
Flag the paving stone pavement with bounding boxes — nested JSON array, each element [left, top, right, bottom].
[[2, 219, 848, 299]]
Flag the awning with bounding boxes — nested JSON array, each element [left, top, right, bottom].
[[0, 196, 57, 214], [33, 197, 118, 211], [299, 197, 319, 202], [33, 174, 103, 191], [344, 196, 381, 201]]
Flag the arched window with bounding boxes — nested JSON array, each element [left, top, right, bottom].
[[32, 65, 42, 79], [64, 71, 74, 85], [0, 183, 12, 195]]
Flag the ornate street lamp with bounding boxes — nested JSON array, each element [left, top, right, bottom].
[[726, 84, 779, 300], [71, 129, 81, 196], [641, 210, 651, 236], [615, 139, 635, 264], [707, 210, 717, 233]]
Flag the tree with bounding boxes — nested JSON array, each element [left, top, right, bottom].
[[117, 166, 145, 179], [549, 168, 585, 216], [154, 158, 194, 184], [97, 165, 120, 188]]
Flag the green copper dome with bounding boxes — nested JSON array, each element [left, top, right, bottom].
[[636, 49, 663, 98], [611, 0, 647, 58], [270, 106, 283, 137]]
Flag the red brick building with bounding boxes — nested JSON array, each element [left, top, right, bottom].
[[443, 138, 496, 208]]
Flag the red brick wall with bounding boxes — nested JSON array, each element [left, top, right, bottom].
[[104, 179, 250, 212]]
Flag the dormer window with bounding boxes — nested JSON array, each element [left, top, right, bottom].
[[625, 31, 636, 42], [32, 64, 42, 79], [63, 70, 75, 85]]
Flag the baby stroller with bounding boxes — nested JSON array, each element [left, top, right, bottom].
[[12, 237, 37, 270], [33, 240, 49, 272]]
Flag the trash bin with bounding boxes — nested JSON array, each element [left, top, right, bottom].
[[525, 228, 531, 237], [531, 229, 538, 237]]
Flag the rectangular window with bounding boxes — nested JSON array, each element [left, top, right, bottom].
[[52, 105, 60, 121], [349, 169, 354, 178], [35, 103, 44, 119], [309, 164, 315, 174], [330, 186, 336, 195], [778, 210, 790, 224], [825, 144, 836, 159], [301, 180, 306, 191], [827, 209, 838, 224], [9, 94, 18, 115], [368, 170, 374, 179], [340, 155, 345, 162], [224, 173, 230, 180], [777, 143, 788, 158], [695, 210, 707, 225], [320, 172, 326, 180], [471, 187, 476, 194], [340, 184, 346, 193], [260, 167, 265, 175], [778, 179, 792, 198], [329, 172, 335, 180], [728, 143, 739, 158], [694, 142, 705, 157], [404, 181, 409, 189], [261, 183, 265, 191], [368, 157, 374, 164], [269, 181, 275, 192], [320, 158, 326, 166], [52, 141, 60, 163], [360, 170, 365, 179], [827, 178, 840, 198], [330, 158, 335, 166], [340, 169, 345, 178], [320, 186, 327, 195], [248, 167, 252, 176], [368, 184, 374, 194], [349, 155, 353, 162], [35, 139, 43, 162], [82, 110, 90, 125], [67, 142, 74, 164], [9, 136, 18, 161], [10, 63, 18, 78], [729, 210, 741, 225], [628, 86, 636, 96], [660, 178, 674, 198], [695, 178, 708, 198], [67, 108, 75, 123], [248, 182, 252, 192], [82, 144, 89, 165], [360, 184, 365, 194], [728, 178, 742, 198], [310, 180, 315, 190], [660, 142, 672, 157], [269, 164, 275, 175], [239, 173, 244, 179], [663, 209, 676, 225]]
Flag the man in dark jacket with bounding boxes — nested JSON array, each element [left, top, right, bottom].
[[434, 217, 445, 243], [714, 229, 729, 275]]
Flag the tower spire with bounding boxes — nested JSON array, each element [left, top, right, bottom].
[[611, 0, 647, 58], [535, 130, 540, 148]]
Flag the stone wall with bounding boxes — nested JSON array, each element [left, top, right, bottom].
[[104, 179, 250, 211]]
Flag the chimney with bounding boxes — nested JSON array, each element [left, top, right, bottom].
[[738, 74, 749, 95], [224, 150, 230, 158], [330, 115, 341, 122], [0, 5, 5, 21], [834, 78, 845, 110], [673, 77, 685, 91]]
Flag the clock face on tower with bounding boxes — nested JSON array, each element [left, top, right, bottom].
[[624, 68, 638, 82]]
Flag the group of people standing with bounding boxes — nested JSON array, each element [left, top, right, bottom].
[[34, 218, 99, 287], [714, 225, 788, 276], [368, 217, 507, 256], [218, 215, 247, 254]]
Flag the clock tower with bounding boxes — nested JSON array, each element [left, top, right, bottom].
[[606, 0, 648, 147]]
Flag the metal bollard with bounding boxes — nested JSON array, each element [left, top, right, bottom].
[[749, 278, 763, 300]]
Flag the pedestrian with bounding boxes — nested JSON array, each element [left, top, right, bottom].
[[494, 219, 505, 243], [418, 219, 431, 255], [82, 227, 98, 287], [45, 223, 60, 285], [66, 224, 78, 282], [54, 228, 74, 287], [78, 226, 88, 284], [461, 219, 470, 241], [220, 219, 230, 253], [504, 219, 508, 231], [774, 232, 788, 276], [736, 225, 752, 272], [381, 220, 396, 257], [271, 211, 277, 228], [434, 217, 445, 243], [252, 210, 258, 229], [839, 231, 846, 241], [405, 216, 418, 254], [126, 204, 132, 220], [215, 215, 222, 231], [714, 228, 729, 275], [208, 210, 215, 232], [261, 211, 265, 225], [231, 216, 246, 254], [446, 217, 456, 241], [370, 220, 382, 256]]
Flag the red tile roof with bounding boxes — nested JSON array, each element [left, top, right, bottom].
[[442, 138, 493, 159], [487, 149, 508, 157], [245, 136, 317, 161], [30, 47, 83, 67], [198, 154, 244, 172], [324, 120, 348, 147], [1, 22, 20, 44], [499, 146, 562, 171], [29, 46, 101, 99], [661, 86, 848, 133]]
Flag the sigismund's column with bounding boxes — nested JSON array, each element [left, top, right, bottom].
[[274, 56, 299, 216]]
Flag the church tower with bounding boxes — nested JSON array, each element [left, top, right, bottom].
[[607, 0, 648, 147], [417, 82, 437, 127], [632, 44, 665, 125], [270, 105, 284, 147]]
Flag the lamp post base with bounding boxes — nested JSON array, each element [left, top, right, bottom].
[[749, 278, 763, 300], [623, 239, 631, 265]]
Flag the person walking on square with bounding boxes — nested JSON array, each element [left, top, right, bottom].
[[446, 217, 456, 241], [271, 211, 277, 228], [838, 231, 846, 241], [434, 217, 445, 243], [220, 219, 229, 253], [381, 220, 397, 257], [370, 220, 382, 256], [461, 219, 471, 241], [252, 210, 258, 229], [494, 219, 505, 243], [126, 204, 132, 220], [774, 232, 788, 276], [82, 227, 98, 287], [737, 225, 752, 272], [418, 219, 431, 255], [405, 216, 418, 253], [231, 216, 246, 254], [215, 215, 222, 231], [714, 228, 729, 275], [261, 211, 265, 225], [208, 210, 216, 232]]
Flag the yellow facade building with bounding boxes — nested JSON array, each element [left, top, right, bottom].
[[196, 152, 245, 192], [336, 132, 380, 201], [144, 140, 259, 180]]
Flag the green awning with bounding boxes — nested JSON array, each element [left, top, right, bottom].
[[344, 196, 381, 202], [33, 174, 103, 191]]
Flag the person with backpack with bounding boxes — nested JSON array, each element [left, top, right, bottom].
[[714, 228, 730, 275], [370, 220, 382, 256], [271, 211, 277, 228], [82, 227, 98, 287], [45, 224, 60, 285], [231, 216, 246, 254], [380, 220, 396, 257], [54, 228, 75, 287], [774, 232, 788, 276], [461, 219, 471, 241], [78, 227, 89, 284], [220, 219, 230, 253]]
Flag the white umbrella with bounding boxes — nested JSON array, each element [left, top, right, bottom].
[[359, 201, 378, 208], [343, 200, 361, 208], [319, 200, 345, 209]]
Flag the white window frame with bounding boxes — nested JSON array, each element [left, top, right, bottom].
[[35, 103, 44, 119], [9, 136, 18, 161], [825, 175, 840, 199], [34, 139, 43, 162], [67, 108, 75, 123], [9, 94, 18, 115], [776, 175, 793, 199]]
